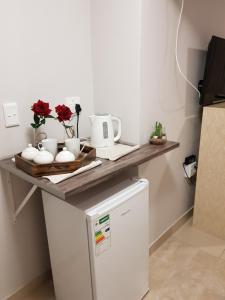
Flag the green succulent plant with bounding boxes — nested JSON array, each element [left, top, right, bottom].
[[151, 121, 164, 138]]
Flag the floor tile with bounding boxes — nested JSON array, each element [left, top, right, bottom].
[[149, 255, 175, 289], [153, 238, 198, 272], [173, 219, 225, 257], [187, 250, 225, 296], [149, 250, 225, 299], [153, 271, 205, 300]]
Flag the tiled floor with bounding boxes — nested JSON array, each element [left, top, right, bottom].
[[145, 218, 225, 300], [19, 218, 225, 300]]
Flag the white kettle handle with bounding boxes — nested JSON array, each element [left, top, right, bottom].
[[111, 116, 121, 142]]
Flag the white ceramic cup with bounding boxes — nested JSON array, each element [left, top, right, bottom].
[[65, 138, 80, 158], [38, 138, 57, 158]]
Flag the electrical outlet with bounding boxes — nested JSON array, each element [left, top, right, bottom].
[[184, 161, 197, 178], [65, 97, 80, 113]]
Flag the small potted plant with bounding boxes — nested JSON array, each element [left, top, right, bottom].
[[150, 121, 167, 145]]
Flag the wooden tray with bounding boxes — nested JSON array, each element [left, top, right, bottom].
[[15, 145, 96, 177]]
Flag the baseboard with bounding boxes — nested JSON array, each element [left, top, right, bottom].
[[5, 271, 51, 300], [149, 207, 193, 255]]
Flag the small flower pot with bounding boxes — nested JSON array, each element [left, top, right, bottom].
[[150, 136, 167, 145]]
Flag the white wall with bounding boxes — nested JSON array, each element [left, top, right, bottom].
[[91, 0, 225, 245], [0, 1, 94, 299], [139, 0, 225, 244], [138, 0, 202, 244], [91, 0, 141, 144]]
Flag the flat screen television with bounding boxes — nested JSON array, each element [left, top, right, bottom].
[[200, 35, 225, 106]]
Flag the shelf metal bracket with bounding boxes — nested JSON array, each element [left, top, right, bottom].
[[5, 171, 38, 223]]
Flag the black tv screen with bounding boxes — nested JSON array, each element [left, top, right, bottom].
[[200, 35, 225, 106]]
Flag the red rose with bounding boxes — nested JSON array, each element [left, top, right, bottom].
[[31, 100, 52, 117], [55, 105, 73, 122]]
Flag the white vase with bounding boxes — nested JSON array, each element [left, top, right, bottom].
[[33, 126, 47, 147], [65, 138, 80, 158]]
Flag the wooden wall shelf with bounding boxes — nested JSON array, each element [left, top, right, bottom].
[[0, 141, 179, 201], [0, 141, 179, 222]]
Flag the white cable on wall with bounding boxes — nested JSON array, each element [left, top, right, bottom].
[[175, 0, 201, 98]]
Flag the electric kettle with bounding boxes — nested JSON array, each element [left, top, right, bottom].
[[89, 114, 121, 148]]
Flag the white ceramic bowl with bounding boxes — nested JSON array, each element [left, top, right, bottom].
[[55, 147, 75, 163], [33, 148, 54, 164], [21, 144, 39, 161]]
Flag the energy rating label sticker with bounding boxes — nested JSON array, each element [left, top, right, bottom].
[[94, 214, 111, 256]]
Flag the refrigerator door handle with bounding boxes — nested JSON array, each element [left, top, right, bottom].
[[121, 209, 131, 216]]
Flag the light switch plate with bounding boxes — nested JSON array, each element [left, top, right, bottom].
[[65, 96, 80, 113], [3, 103, 20, 127]]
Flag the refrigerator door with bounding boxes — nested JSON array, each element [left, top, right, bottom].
[[87, 179, 149, 300]]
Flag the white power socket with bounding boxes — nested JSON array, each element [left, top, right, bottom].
[[65, 96, 80, 113], [184, 161, 197, 178]]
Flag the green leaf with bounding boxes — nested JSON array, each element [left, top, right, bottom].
[[41, 118, 46, 125], [31, 123, 39, 129], [34, 114, 40, 124], [64, 125, 72, 129], [46, 115, 55, 119]]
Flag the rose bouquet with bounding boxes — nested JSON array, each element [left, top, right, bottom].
[[55, 104, 74, 138], [31, 100, 81, 140], [31, 99, 54, 128]]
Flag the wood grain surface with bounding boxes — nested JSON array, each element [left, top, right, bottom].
[[0, 141, 179, 200], [193, 105, 225, 239]]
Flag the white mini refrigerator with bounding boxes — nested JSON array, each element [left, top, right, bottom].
[[42, 178, 149, 300]]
